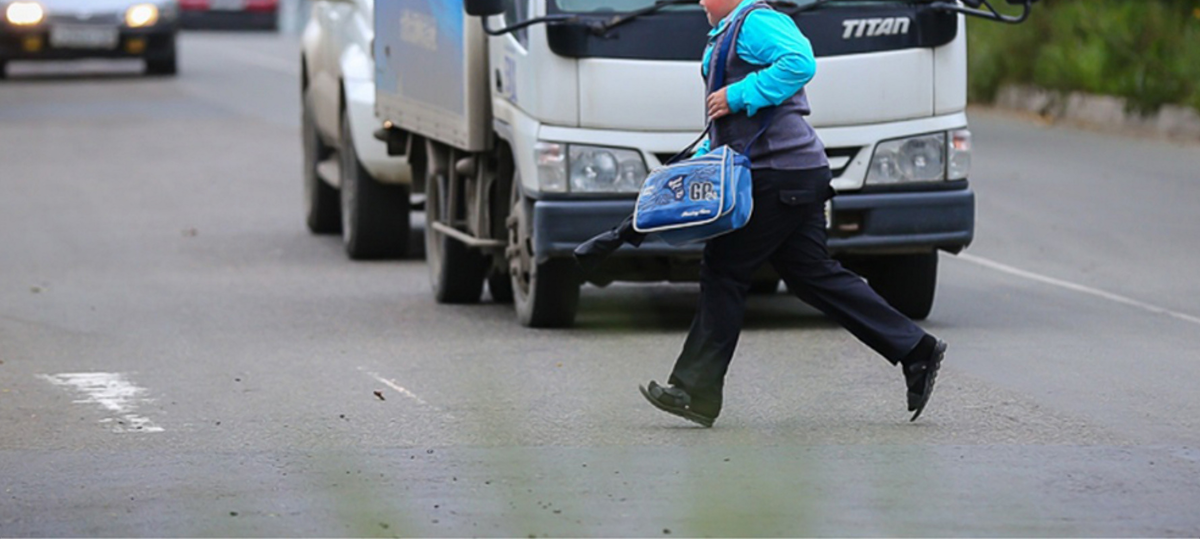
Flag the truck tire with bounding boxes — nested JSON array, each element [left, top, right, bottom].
[[302, 88, 341, 234], [864, 252, 938, 321], [506, 177, 581, 328], [424, 156, 487, 303], [339, 108, 410, 260]]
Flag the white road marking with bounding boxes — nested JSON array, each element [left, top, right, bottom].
[[956, 253, 1200, 326], [361, 367, 448, 408], [39, 372, 164, 433]]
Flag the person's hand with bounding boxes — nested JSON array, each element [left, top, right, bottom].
[[707, 87, 731, 120]]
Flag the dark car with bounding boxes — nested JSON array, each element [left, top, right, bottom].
[[0, 0, 179, 77], [178, 0, 276, 30]]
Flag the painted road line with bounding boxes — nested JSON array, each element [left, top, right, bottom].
[[360, 368, 455, 419], [957, 253, 1200, 326], [38, 372, 164, 433]]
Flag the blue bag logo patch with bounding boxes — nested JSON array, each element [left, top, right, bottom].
[[689, 181, 717, 201], [666, 175, 686, 201]]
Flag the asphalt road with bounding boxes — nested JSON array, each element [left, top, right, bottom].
[[2, 32, 1200, 537]]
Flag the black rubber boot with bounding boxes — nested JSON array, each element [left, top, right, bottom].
[[639, 381, 717, 428], [573, 216, 646, 274], [903, 338, 947, 422]]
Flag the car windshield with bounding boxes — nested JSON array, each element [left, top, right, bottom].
[[552, 0, 912, 13]]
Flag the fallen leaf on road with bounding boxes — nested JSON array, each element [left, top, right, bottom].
[[374, 390, 385, 401]]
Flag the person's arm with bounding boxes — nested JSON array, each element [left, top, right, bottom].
[[724, 10, 816, 117]]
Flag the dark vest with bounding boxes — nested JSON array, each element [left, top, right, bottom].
[[707, 2, 828, 171]]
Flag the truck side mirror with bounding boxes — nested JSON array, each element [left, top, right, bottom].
[[465, 0, 504, 17]]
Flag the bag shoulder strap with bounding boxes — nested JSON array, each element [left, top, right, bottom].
[[664, 2, 775, 164]]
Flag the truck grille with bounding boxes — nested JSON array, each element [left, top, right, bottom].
[[654, 146, 861, 178]]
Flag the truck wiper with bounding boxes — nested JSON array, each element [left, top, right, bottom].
[[481, 13, 580, 36], [928, 0, 1037, 24], [586, 0, 694, 35], [768, 0, 836, 14], [588, 0, 841, 35]]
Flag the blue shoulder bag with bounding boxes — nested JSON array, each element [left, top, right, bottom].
[[633, 6, 775, 246]]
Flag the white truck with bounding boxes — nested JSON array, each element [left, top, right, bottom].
[[372, 0, 1035, 327]]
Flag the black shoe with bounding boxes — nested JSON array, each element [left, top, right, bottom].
[[639, 381, 716, 428], [573, 228, 625, 274], [905, 339, 946, 422]]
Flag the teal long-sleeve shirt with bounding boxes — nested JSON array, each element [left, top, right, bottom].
[[694, 0, 816, 156]]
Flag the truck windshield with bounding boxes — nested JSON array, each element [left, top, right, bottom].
[[552, 0, 911, 13]]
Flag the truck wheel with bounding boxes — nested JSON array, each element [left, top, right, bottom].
[[424, 159, 487, 303], [507, 177, 581, 328], [339, 108, 410, 259], [302, 88, 340, 234], [864, 252, 938, 320]]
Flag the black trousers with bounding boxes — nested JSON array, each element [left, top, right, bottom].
[[667, 167, 926, 416]]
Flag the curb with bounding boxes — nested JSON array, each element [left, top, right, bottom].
[[993, 84, 1200, 143]]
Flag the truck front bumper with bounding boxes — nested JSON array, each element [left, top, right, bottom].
[[531, 185, 973, 259], [827, 186, 974, 255]]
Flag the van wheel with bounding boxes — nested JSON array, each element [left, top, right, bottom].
[[424, 148, 486, 303], [507, 176, 580, 328], [864, 252, 938, 320], [302, 88, 340, 234], [339, 107, 410, 259]]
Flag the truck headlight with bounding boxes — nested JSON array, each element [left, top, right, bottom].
[[866, 132, 947, 185], [125, 3, 159, 27], [535, 143, 647, 194], [5, 2, 45, 25]]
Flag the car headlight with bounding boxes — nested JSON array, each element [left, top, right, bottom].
[[866, 132, 948, 185], [5, 1, 45, 25], [125, 3, 159, 27], [534, 143, 647, 194]]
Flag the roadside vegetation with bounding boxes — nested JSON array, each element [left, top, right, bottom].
[[968, 0, 1200, 115]]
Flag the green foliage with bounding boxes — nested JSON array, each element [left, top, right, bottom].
[[968, 0, 1200, 114]]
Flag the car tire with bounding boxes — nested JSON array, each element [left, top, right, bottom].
[[507, 176, 581, 328], [302, 88, 341, 234], [146, 49, 177, 76], [424, 147, 487, 303], [863, 252, 938, 320], [339, 107, 410, 259]]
